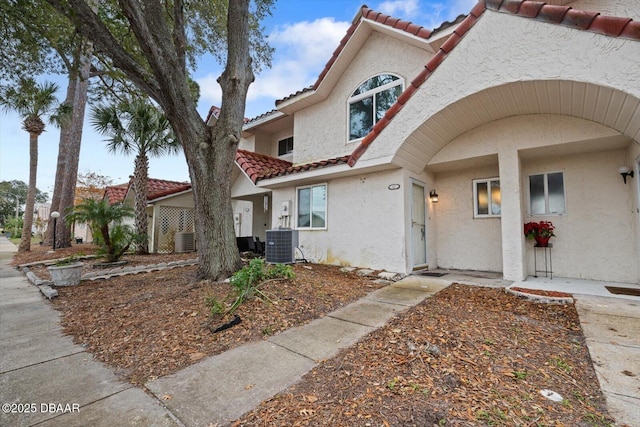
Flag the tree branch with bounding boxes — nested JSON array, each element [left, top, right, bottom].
[[45, 0, 162, 101]]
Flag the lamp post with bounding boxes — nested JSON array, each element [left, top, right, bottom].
[[50, 211, 60, 251]]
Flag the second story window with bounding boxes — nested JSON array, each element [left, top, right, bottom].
[[278, 136, 294, 156], [349, 74, 403, 141]]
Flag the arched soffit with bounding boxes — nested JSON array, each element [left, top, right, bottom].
[[395, 80, 640, 172]]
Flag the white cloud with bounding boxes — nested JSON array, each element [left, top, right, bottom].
[[375, 0, 475, 29], [377, 0, 420, 18], [269, 17, 349, 67], [197, 17, 350, 118]]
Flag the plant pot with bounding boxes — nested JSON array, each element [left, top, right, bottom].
[[47, 262, 84, 286], [534, 236, 551, 247]]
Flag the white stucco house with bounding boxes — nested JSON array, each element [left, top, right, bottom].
[[230, 0, 640, 284], [104, 179, 195, 253]]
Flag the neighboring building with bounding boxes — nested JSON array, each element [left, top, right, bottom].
[[33, 203, 50, 239], [227, 0, 640, 284], [105, 179, 194, 253]]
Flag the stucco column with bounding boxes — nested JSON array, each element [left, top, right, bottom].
[[498, 149, 526, 281]]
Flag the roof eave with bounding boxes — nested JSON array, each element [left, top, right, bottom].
[[255, 155, 398, 188]]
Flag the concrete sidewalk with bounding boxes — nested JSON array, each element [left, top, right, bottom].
[[0, 237, 179, 427], [574, 295, 640, 427]]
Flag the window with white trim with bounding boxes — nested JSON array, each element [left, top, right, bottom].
[[297, 184, 326, 229], [473, 178, 501, 217], [348, 74, 403, 141], [529, 172, 565, 215]]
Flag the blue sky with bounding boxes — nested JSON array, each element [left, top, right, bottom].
[[0, 0, 475, 198]]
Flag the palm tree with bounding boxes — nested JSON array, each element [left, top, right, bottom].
[[0, 78, 67, 252], [65, 198, 134, 262], [91, 98, 180, 254]]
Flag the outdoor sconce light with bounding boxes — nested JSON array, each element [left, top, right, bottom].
[[619, 166, 634, 184], [429, 189, 439, 203]]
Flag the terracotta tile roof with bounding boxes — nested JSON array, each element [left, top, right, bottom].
[[275, 6, 463, 107], [236, 149, 350, 184], [244, 109, 280, 125], [103, 183, 129, 204], [347, 0, 640, 166], [205, 105, 221, 123], [205, 105, 250, 124], [104, 179, 192, 204], [146, 178, 192, 201]]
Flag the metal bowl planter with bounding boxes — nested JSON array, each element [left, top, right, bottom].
[[47, 262, 84, 286]]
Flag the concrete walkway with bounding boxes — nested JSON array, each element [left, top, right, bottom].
[[145, 276, 449, 426], [0, 237, 179, 427], [1, 235, 638, 426]]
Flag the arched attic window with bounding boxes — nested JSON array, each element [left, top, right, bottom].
[[348, 73, 403, 141]]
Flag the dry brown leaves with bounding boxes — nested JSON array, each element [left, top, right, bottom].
[[235, 284, 614, 427]]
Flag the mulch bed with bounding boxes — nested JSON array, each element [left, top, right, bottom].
[[12, 245, 614, 426], [235, 285, 613, 426]]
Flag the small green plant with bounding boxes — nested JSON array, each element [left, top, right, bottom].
[[208, 259, 295, 319], [204, 295, 225, 316], [54, 254, 81, 266], [550, 357, 573, 373], [484, 338, 494, 345], [476, 410, 492, 424], [476, 408, 507, 425], [583, 412, 614, 427], [513, 370, 528, 380], [573, 390, 586, 402], [387, 377, 398, 390]]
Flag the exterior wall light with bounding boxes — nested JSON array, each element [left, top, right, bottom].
[[429, 189, 439, 203], [619, 166, 634, 184]]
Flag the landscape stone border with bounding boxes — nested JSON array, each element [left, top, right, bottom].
[[20, 258, 199, 299], [21, 259, 403, 300], [505, 286, 574, 305]]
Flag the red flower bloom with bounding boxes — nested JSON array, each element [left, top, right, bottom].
[[524, 221, 555, 239]]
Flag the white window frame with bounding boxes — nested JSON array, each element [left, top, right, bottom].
[[296, 183, 327, 230], [528, 171, 566, 215], [473, 178, 501, 218], [347, 73, 404, 142]]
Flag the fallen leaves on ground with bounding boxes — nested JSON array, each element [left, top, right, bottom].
[[13, 245, 613, 426], [235, 284, 613, 426]]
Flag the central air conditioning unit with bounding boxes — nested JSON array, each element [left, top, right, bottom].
[[174, 232, 196, 253], [265, 229, 298, 264]]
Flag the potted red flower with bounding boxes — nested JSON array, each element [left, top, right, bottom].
[[524, 221, 555, 247]]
